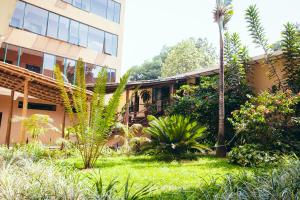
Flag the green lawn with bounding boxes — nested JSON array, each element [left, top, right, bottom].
[[58, 155, 255, 199]]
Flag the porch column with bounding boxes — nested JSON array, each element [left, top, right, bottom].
[[19, 78, 29, 144], [61, 109, 66, 150], [170, 84, 175, 104], [124, 89, 130, 125], [5, 90, 14, 148]]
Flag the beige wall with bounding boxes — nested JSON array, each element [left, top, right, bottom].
[[248, 57, 285, 94], [0, 0, 125, 81]]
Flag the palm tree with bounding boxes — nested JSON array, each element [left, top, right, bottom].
[[213, 0, 233, 157]]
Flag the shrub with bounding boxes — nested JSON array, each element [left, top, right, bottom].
[[144, 115, 208, 157], [229, 91, 300, 152], [228, 144, 280, 167]]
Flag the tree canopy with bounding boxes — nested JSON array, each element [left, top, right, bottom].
[[130, 38, 217, 80]]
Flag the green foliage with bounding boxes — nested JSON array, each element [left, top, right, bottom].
[[54, 59, 130, 168], [140, 90, 151, 104], [144, 115, 208, 157], [281, 22, 300, 93], [245, 4, 283, 89], [228, 144, 280, 167], [12, 114, 58, 140], [161, 38, 217, 77], [213, 0, 234, 31], [229, 91, 300, 152]]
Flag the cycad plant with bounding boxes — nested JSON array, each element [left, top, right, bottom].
[[54, 59, 130, 168], [144, 115, 207, 157], [213, 0, 234, 157]]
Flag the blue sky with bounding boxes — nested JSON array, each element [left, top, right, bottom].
[[121, 0, 300, 74]]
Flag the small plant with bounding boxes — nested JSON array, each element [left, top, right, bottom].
[[144, 115, 208, 157], [12, 114, 58, 141], [228, 144, 280, 167], [113, 123, 150, 154]]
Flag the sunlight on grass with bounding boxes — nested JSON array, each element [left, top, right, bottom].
[[58, 155, 253, 197]]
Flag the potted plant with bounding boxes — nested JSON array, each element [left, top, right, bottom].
[[140, 90, 151, 116]]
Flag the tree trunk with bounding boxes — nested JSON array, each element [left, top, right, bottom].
[[216, 27, 227, 157]]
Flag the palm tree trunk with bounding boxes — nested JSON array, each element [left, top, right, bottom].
[[216, 26, 226, 157]]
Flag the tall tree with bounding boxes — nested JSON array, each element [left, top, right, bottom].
[[281, 23, 300, 93], [213, 0, 233, 157], [245, 5, 283, 90], [161, 38, 217, 77]]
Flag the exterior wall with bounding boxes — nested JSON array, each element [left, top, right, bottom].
[[0, 89, 71, 145], [0, 0, 125, 81], [248, 58, 285, 94]]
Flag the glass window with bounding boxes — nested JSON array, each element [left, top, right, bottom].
[[47, 13, 59, 38], [91, 0, 107, 17], [63, 0, 72, 3], [106, 0, 115, 21], [88, 27, 104, 52], [85, 64, 101, 84], [112, 34, 118, 56], [19, 48, 44, 74], [69, 20, 79, 45], [65, 59, 76, 84], [113, 2, 121, 23], [0, 44, 6, 62], [5, 44, 19, 65], [79, 23, 88, 47], [106, 68, 111, 82], [10, 1, 26, 28], [81, 0, 91, 11], [43, 54, 56, 77], [111, 68, 116, 82], [104, 32, 113, 55], [73, 0, 82, 8], [23, 4, 48, 35], [58, 16, 70, 42]]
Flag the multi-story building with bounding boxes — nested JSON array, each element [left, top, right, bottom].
[[0, 0, 125, 145], [0, 0, 125, 83]]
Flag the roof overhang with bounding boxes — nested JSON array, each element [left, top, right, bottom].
[[0, 62, 93, 105]]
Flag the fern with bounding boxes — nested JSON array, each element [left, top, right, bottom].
[[55, 59, 130, 168]]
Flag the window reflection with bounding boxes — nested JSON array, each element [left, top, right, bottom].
[[5, 45, 19, 65], [106, 68, 111, 82], [88, 27, 104, 52], [112, 34, 118, 56], [0, 44, 6, 62], [10, 1, 25, 28], [81, 0, 91, 11], [111, 68, 116, 82], [69, 20, 79, 45], [43, 54, 56, 78], [106, 0, 115, 21], [23, 4, 48, 35], [47, 13, 59, 38], [65, 59, 76, 84], [85, 64, 101, 84], [58, 16, 70, 42], [79, 23, 88, 47], [19, 48, 44, 74]]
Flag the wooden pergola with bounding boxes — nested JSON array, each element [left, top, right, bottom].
[[0, 62, 93, 146]]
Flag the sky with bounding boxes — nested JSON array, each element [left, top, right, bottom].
[[121, 0, 300, 74]]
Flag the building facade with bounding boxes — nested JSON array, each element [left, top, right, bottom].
[[0, 0, 125, 145], [0, 0, 125, 83]]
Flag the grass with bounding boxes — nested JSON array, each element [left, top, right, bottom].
[[57, 155, 256, 199]]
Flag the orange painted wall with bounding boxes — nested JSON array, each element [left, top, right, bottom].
[[0, 92, 71, 145]]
